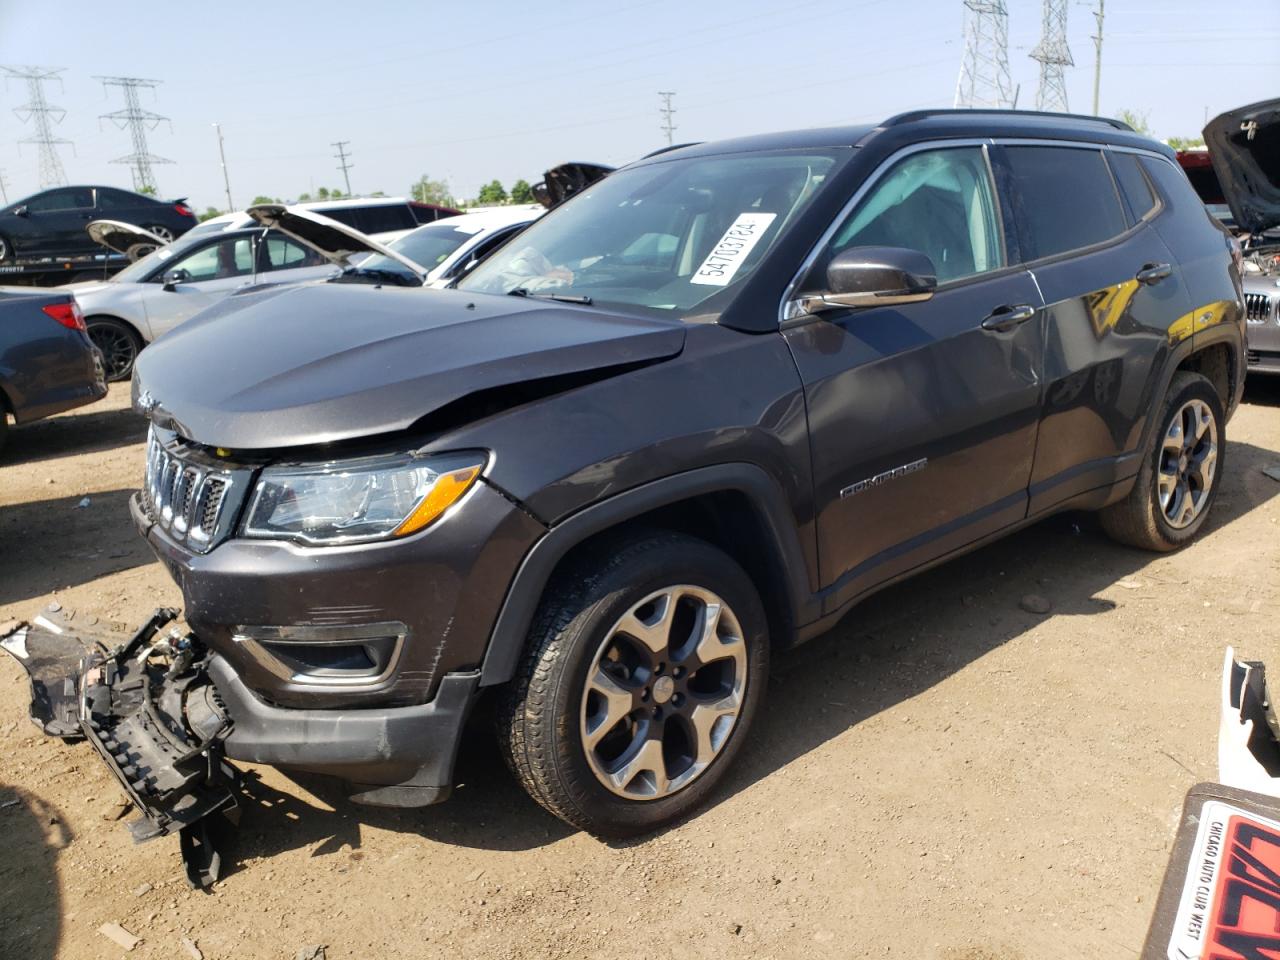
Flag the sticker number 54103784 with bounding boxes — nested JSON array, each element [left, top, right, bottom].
[[689, 212, 777, 287]]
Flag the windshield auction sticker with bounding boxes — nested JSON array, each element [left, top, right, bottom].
[[689, 212, 777, 286], [1167, 800, 1280, 959]]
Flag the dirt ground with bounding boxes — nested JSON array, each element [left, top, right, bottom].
[[4, 382, 1280, 959]]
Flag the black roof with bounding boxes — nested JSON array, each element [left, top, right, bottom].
[[635, 108, 1173, 165]]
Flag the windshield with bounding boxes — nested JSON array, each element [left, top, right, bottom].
[[458, 150, 843, 315], [360, 220, 488, 278], [110, 227, 250, 282]]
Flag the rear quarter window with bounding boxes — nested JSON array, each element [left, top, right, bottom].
[[1109, 152, 1158, 221], [355, 205, 416, 233], [1005, 146, 1129, 260]]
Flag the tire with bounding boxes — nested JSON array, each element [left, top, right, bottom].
[[0, 409, 8, 457], [1100, 371, 1225, 551], [0, 234, 10, 263], [143, 224, 175, 244], [497, 532, 769, 837], [86, 317, 143, 382]]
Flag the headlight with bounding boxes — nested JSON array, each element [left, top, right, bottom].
[[243, 452, 485, 545]]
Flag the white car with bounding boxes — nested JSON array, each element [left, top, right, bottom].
[[189, 196, 458, 245], [73, 219, 338, 380]]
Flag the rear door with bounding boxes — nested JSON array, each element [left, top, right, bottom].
[[138, 233, 257, 338], [997, 143, 1193, 514], [783, 143, 1046, 601]]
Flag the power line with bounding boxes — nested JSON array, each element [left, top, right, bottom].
[[658, 91, 676, 145], [1091, 0, 1105, 115], [1, 65, 72, 188], [954, 1, 1014, 109], [96, 76, 173, 194], [1031, 0, 1073, 112], [332, 140, 353, 196]]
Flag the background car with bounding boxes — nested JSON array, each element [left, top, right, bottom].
[[0, 287, 106, 452], [72, 220, 337, 380], [0, 186, 196, 262], [357, 205, 545, 287], [191, 196, 460, 245], [1186, 98, 1280, 374]]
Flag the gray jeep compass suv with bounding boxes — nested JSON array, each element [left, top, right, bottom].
[[5, 109, 1245, 882]]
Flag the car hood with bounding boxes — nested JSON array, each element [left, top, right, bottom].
[[86, 220, 165, 261], [532, 162, 615, 209], [1204, 98, 1280, 234], [245, 204, 430, 276], [132, 283, 685, 450]]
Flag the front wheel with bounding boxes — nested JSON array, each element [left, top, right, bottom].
[[0, 234, 11, 263], [498, 533, 769, 836], [1100, 370, 1225, 551], [86, 318, 142, 382]]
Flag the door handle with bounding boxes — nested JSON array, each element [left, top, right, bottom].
[[980, 303, 1037, 332], [1136, 261, 1173, 285]]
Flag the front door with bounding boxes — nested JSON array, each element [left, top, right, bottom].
[[140, 234, 257, 338], [782, 144, 1046, 604]]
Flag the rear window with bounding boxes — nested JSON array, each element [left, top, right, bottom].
[[1109, 153, 1158, 221], [1005, 146, 1129, 260]]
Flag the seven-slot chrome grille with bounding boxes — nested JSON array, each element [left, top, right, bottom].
[[1245, 292, 1273, 324], [141, 428, 247, 553]]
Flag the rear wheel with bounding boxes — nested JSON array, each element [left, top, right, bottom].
[[1100, 371, 1224, 551], [86, 317, 142, 382], [143, 224, 175, 243], [498, 533, 768, 836]]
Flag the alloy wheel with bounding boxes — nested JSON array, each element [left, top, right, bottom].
[[1158, 397, 1218, 529], [89, 323, 138, 381], [146, 225, 175, 243], [580, 585, 748, 800]]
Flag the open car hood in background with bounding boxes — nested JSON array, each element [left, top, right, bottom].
[[245, 204, 429, 276], [532, 162, 615, 209], [1204, 98, 1280, 235], [86, 220, 166, 261]]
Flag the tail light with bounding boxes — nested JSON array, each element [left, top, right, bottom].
[[42, 300, 86, 332], [174, 202, 194, 218]]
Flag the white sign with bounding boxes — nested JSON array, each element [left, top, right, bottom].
[[689, 212, 777, 287]]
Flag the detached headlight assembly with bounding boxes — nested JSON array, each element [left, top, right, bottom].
[[243, 452, 485, 545]]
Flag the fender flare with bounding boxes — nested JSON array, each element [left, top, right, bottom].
[[1136, 324, 1242, 460], [478, 463, 818, 687]]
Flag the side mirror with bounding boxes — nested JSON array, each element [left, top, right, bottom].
[[13, 205, 28, 217], [161, 268, 191, 291], [795, 246, 936, 316]]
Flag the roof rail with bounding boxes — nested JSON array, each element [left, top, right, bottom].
[[882, 108, 1133, 132], [641, 141, 702, 159]]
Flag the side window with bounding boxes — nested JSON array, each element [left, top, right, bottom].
[[96, 189, 138, 211], [1108, 153, 1158, 222], [165, 237, 253, 282], [814, 146, 1005, 286], [263, 235, 326, 270], [1005, 146, 1128, 260], [356, 205, 416, 234], [27, 187, 94, 212]]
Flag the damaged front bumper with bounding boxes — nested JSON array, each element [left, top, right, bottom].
[[1, 607, 238, 886], [1, 604, 481, 885]]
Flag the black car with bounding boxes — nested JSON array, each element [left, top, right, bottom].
[[5, 110, 1246, 880], [0, 287, 107, 451], [0, 186, 196, 262]]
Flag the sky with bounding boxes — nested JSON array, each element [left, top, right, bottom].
[[0, 0, 1275, 211]]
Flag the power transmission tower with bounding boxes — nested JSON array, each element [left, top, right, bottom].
[[658, 91, 676, 146], [1031, 0, 1073, 112], [96, 76, 173, 194], [0, 169, 8, 204], [1091, 0, 1105, 116], [2, 65, 72, 188], [332, 141, 353, 197], [954, 1, 1014, 110]]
